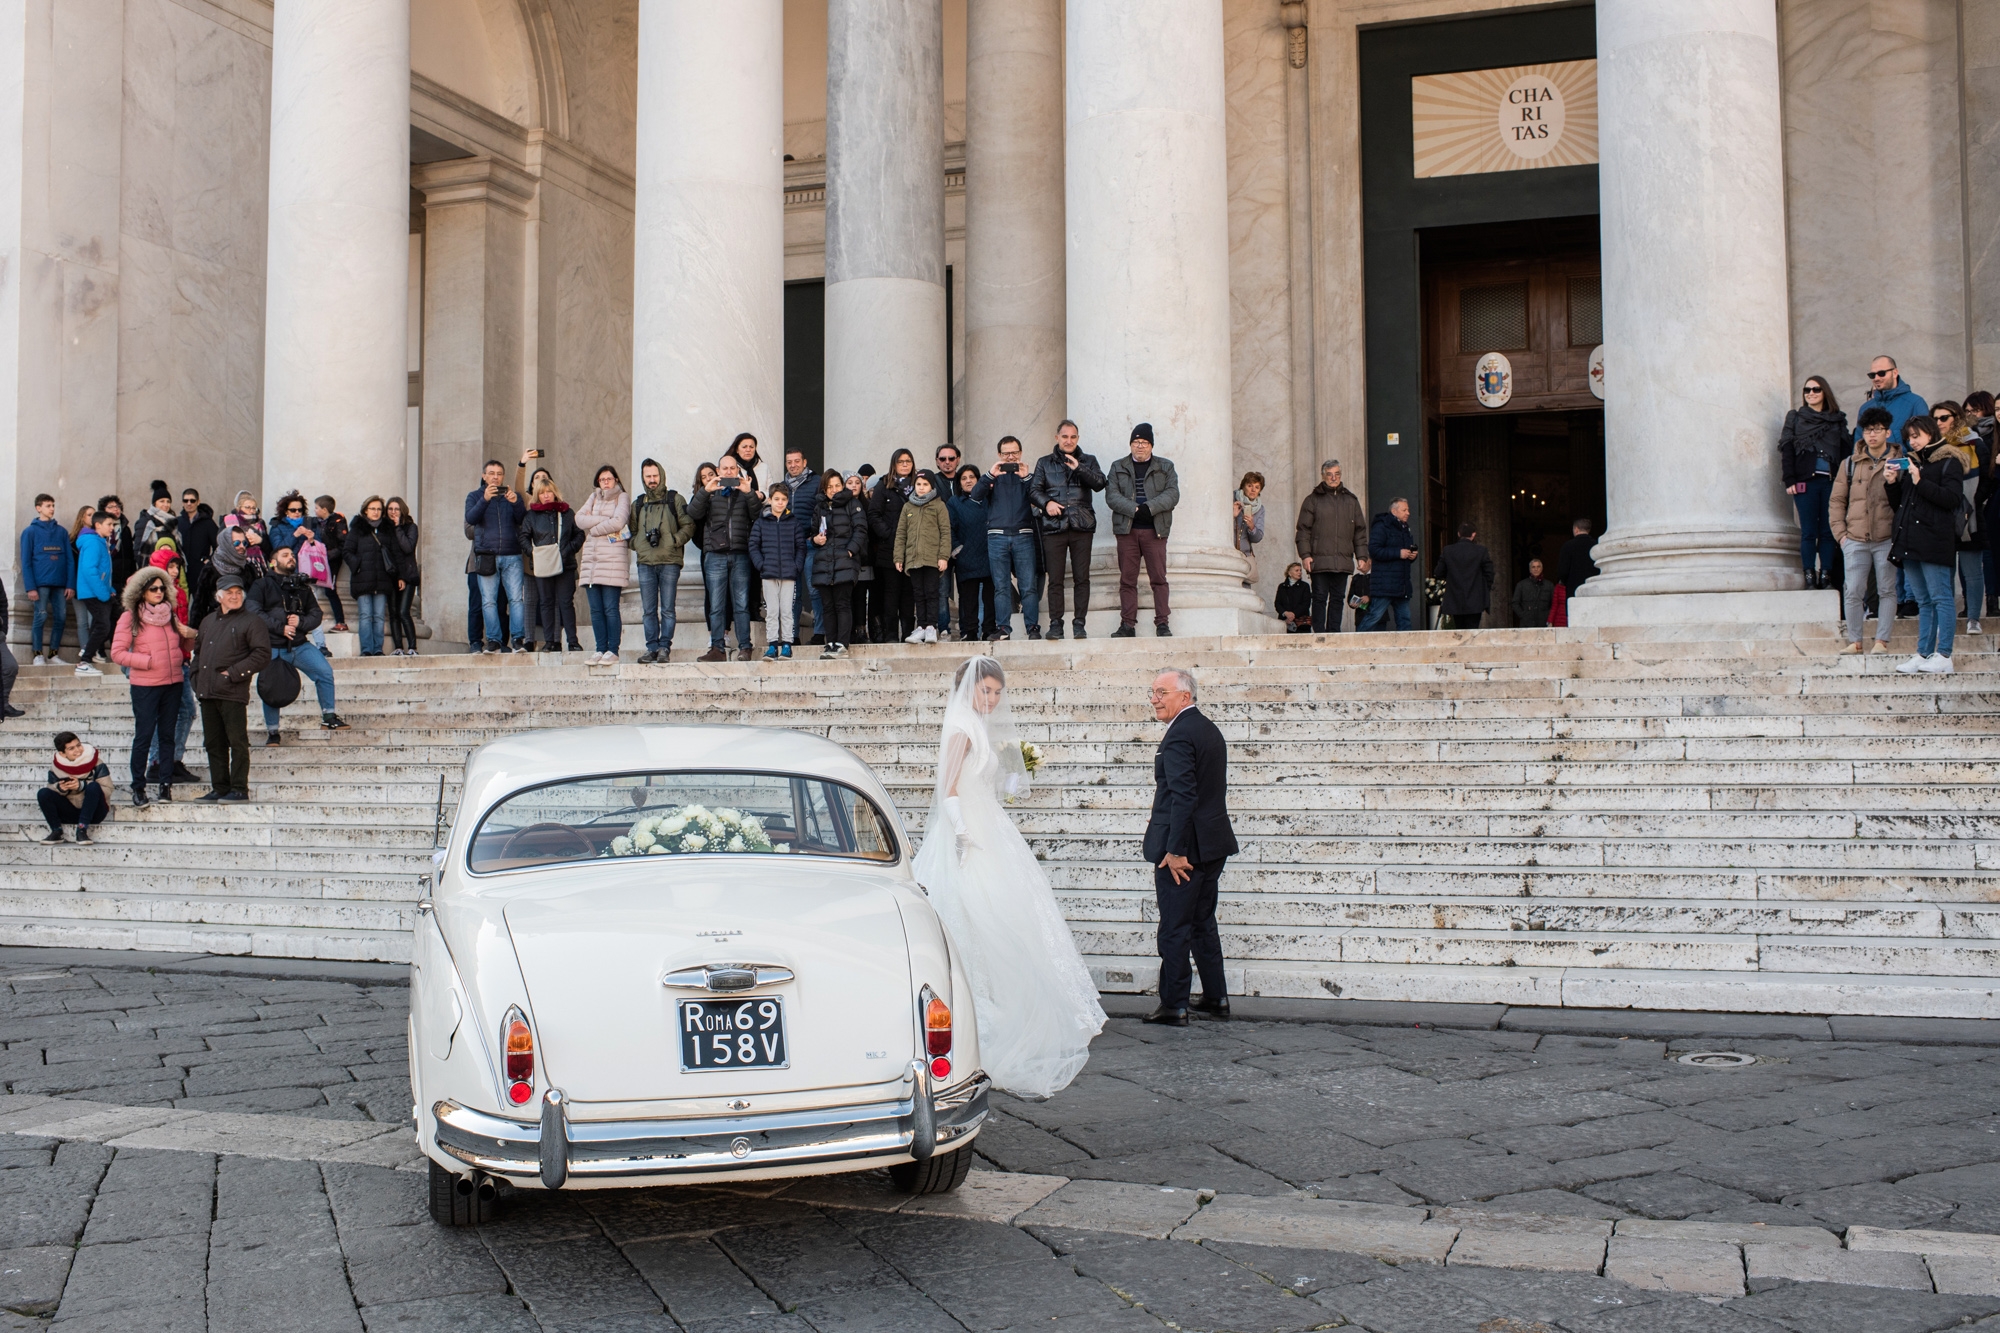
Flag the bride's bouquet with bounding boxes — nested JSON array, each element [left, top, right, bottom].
[[1018, 741, 1041, 774], [605, 804, 775, 858]]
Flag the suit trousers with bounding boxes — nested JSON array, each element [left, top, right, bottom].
[[1154, 856, 1228, 1009]]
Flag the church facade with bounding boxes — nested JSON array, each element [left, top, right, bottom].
[[0, 0, 1992, 641]]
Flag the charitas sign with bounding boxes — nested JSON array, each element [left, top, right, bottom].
[[1411, 59, 1598, 179]]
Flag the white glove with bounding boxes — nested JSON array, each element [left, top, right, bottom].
[[1002, 772, 1027, 797], [942, 796, 972, 860]]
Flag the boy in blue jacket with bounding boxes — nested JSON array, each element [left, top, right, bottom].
[[17, 494, 72, 663], [748, 484, 807, 660], [72, 510, 117, 675]]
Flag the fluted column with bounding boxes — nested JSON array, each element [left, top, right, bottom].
[[1577, 0, 1796, 599], [632, 0, 785, 494], [1067, 0, 1265, 633], [261, 0, 411, 505], [965, 0, 1065, 456], [824, 0, 947, 476]]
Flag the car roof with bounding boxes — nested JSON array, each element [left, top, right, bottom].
[[458, 725, 899, 819]]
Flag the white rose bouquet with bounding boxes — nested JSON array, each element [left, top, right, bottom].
[[605, 803, 775, 858]]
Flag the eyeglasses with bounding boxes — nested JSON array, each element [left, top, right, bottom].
[[1148, 688, 1184, 700], [1935, 412, 1956, 423], [1869, 369, 1895, 379]]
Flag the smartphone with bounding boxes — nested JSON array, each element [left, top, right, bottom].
[[720, 477, 740, 490], [1000, 462, 1020, 474], [526, 449, 544, 460]]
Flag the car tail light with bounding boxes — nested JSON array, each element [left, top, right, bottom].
[[922, 987, 952, 1079], [503, 1007, 534, 1104]]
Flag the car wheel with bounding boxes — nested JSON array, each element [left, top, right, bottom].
[[889, 1145, 973, 1195], [428, 1159, 501, 1226]]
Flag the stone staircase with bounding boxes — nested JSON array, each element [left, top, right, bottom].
[[2, 621, 1998, 1017]]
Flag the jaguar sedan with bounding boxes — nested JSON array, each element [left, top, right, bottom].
[[411, 726, 988, 1225]]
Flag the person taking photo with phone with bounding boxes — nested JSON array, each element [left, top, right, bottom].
[[1830, 406, 1901, 654], [971, 437, 1041, 640], [690, 455, 760, 660], [1028, 420, 1105, 640], [1888, 413, 1964, 674]]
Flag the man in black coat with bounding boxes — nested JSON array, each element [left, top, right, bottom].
[[247, 546, 347, 739], [1027, 420, 1106, 640], [1141, 668, 1239, 1026], [1433, 523, 1495, 630], [1556, 518, 1598, 596], [689, 455, 762, 661]]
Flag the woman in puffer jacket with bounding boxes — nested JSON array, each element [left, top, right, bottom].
[[517, 476, 585, 653], [1888, 415, 1967, 673], [109, 566, 196, 807], [576, 465, 632, 664], [343, 498, 398, 657]]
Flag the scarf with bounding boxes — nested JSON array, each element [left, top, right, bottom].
[[1943, 424, 1981, 474], [52, 746, 99, 779], [138, 600, 173, 629], [909, 489, 937, 506]]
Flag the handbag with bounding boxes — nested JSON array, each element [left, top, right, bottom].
[[531, 516, 563, 578], [257, 656, 302, 708], [473, 551, 497, 578], [297, 538, 333, 588]]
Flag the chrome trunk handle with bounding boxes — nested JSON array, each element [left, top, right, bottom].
[[661, 964, 796, 993]]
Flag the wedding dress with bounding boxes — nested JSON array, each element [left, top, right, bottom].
[[911, 657, 1105, 1099]]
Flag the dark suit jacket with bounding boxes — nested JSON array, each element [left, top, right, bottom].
[[1142, 707, 1240, 865]]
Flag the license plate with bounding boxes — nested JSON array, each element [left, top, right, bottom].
[[679, 998, 789, 1072]]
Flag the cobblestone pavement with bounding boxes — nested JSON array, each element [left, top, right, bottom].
[[10, 954, 2000, 1331]]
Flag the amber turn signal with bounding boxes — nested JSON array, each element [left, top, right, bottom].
[[503, 1007, 534, 1102], [922, 988, 952, 1058]]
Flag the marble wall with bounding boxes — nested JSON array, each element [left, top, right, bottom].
[[1969, 0, 1998, 393], [1781, 0, 1973, 410]]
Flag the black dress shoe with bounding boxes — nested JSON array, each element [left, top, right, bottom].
[[1142, 1006, 1190, 1027], [1193, 996, 1231, 1019]]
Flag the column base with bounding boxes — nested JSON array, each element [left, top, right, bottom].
[[1074, 541, 1281, 636], [1577, 523, 1802, 597], [1566, 589, 1839, 628]]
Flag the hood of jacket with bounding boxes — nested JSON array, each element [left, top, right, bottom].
[[120, 565, 171, 613]]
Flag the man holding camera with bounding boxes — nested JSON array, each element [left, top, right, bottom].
[[690, 455, 761, 661], [632, 458, 695, 663], [1028, 420, 1105, 640], [465, 459, 528, 652], [247, 545, 349, 741], [971, 436, 1041, 640]]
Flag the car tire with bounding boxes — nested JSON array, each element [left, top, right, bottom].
[[428, 1159, 501, 1226], [889, 1144, 974, 1195]]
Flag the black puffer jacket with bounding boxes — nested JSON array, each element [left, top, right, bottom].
[[688, 484, 758, 554], [811, 496, 871, 586], [1026, 448, 1106, 534], [344, 515, 399, 596], [1887, 441, 1966, 569], [389, 519, 421, 585], [868, 479, 910, 569], [517, 502, 584, 574], [1779, 407, 1852, 487]]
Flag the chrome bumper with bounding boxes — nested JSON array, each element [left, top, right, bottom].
[[433, 1072, 990, 1184]]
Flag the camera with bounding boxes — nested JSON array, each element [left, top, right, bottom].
[[720, 477, 740, 490], [644, 526, 662, 548]]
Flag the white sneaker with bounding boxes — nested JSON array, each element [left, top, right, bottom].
[[73, 661, 100, 677], [923, 626, 938, 644], [904, 628, 927, 644], [1920, 653, 1955, 674], [1968, 620, 1983, 635], [31, 655, 43, 667], [1896, 654, 1929, 674]]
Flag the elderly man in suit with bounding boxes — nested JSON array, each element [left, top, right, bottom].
[[1141, 667, 1240, 1026]]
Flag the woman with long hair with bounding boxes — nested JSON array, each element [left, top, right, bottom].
[[868, 448, 917, 642], [222, 491, 270, 573], [576, 464, 631, 664], [384, 496, 421, 655], [810, 470, 868, 657], [517, 476, 582, 652], [1932, 401, 1985, 635], [344, 496, 395, 656], [108, 566, 196, 807], [1779, 374, 1849, 588], [1889, 415, 1965, 673]]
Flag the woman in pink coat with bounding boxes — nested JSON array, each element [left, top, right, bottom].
[[109, 566, 196, 807], [575, 465, 631, 664]]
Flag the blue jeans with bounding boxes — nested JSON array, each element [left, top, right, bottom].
[[261, 642, 337, 729], [703, 552, 754, 648], [1960, 550, 1985, 623], [1910, 560, 1956, 658], [354, 593, 387, 654], [636, 562, 681, 653], [151, 676, 196, 773], [797, 549, 822, 640], [1359, 595, 1412, 632], [29, 586, 66, 656], [585, 583, 624, 654], [477, 554, 526, 645], [1793, 476, 1837, 575], [987, 532, 1040, 633]]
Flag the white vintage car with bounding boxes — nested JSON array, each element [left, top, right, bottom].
[[410, 725, 987, 1225]]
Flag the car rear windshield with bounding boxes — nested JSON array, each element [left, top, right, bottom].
[[467, 771, 900, 873]]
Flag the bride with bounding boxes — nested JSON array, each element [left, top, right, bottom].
[[912, 656, 1105, 1099]]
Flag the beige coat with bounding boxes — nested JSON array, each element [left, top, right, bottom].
[[575, 487, 631, 587], [1829, 448, 1899, 544]]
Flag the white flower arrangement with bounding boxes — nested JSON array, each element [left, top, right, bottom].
[[1018, 742, 1042, 775], [602, 803, 775, 859]]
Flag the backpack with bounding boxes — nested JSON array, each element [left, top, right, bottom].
[[257, 656, 302, 709]]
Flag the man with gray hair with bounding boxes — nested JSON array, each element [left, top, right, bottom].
[[1294, 460, 1370, 633], [1140, 668, 1238, 1026]]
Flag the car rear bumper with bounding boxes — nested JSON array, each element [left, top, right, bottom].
[[432, 1072, 990, 1183]]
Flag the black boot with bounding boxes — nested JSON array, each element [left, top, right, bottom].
[[130, 783, 149, 809]]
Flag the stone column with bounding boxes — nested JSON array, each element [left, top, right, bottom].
[[1066, 0, 1267, 634], [415, 159, 534, 646], [824, 0, 946, 476], [964, 0, 1064, 458], [1575, 0, 1796, 602], [261, 0, 411, 507], [632, 0, 784, 495]]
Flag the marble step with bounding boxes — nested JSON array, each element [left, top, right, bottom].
[[0, 887, 412, 932], [0, 915, 412, 962], [0, 865, 418, 900]]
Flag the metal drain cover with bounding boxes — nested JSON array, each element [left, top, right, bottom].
[[1677, 1051, 1757, 1068]]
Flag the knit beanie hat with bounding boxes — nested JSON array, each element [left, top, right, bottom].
[[1130, 423, 1154, 445]]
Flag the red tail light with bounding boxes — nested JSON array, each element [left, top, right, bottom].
[[503, 1008, 534, 1104], [922, 988, 952, 1079]]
